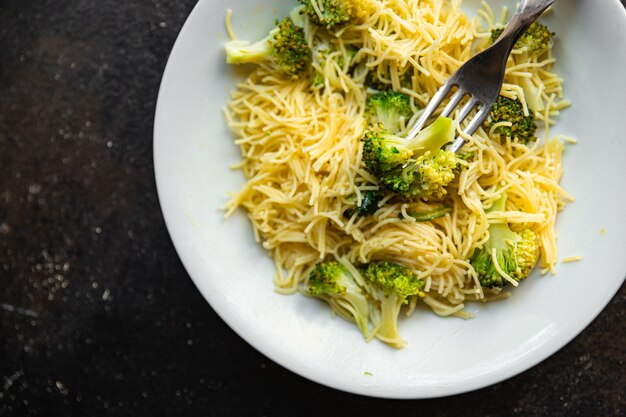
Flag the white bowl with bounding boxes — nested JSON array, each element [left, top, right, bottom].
[[154, 0, 626, 398]]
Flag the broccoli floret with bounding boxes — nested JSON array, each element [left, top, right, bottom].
[[300, 0, 374, 30], [343, 191, 380, 217], [308, 261, 370, 337], [366, 91, 413, 134], [362, 116, 454, 175], [469, 193, 539, 288], [380, 150, 460, 201], [225, 18, 311, 79], [362, 116, 461, 201], [491, 22, 555, 53], [490, 23, 553, 113], [361, 130, 412, 176], [361, 261, 425, 348], [483, 96, 537, 144]]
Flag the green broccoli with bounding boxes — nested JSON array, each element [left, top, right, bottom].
[[491, 22, 555, 53], [300, 0, 374, 30], [365, 91, 413, 134], [379, 150, 461, 201], [362, 116, 455, 175], [361, 261, 425, 348], [469, 193, 539, 288], [483, 96, 537, 144], [398, 206, 452, 222], [519, 77, 544, 114], [225, 18, 311, 79], [490, 23, 554, 113], [343, 191, 380, 217], [308, 261, 370, 337], [362, 116, 462, 201]]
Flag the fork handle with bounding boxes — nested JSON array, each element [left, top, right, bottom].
[[493, 0, 556, 51]]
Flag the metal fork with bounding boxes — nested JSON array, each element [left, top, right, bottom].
[[405, 0, 556, 152]]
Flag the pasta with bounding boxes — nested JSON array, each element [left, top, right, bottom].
[[223, 0, 572, 346]]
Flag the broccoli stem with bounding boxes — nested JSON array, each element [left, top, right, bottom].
[[489, 193, 506, 213], [289, 5, 306, 27], [376, 292, 405, 348], [486, 194, 518, 250], [520, 77, 544, 112], [400, 206, 452, 221], [404, 116, 455, 157], [225, 33, 274, 64], [339, 291, 370, 335]]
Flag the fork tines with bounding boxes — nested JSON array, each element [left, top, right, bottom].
[[406, 80, 492, 153]]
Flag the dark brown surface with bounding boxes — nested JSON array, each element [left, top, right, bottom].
[[1, 1, 625, 416]]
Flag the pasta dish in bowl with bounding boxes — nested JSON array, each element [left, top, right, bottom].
[[154, 0, 626, 398]]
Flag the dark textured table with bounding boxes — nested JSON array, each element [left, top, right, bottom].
[[1, 1, 625, 416]]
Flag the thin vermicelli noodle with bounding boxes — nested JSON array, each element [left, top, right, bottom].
[[224, 1, 572, 332]]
